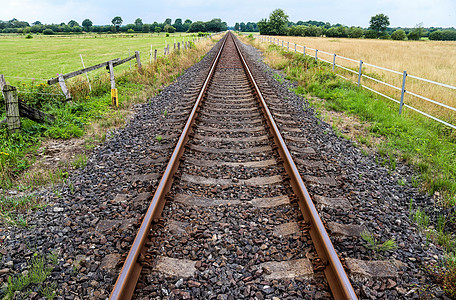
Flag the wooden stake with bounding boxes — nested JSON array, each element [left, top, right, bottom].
[[135, 51, 142, 73], [58, 74, 72, 102], [4, 85, 20, 132], [154, 49, 157, 61]]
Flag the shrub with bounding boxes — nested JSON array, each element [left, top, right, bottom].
[[42, 29, 54, 35], [408, 30, 420, 40], [364, 30, 378, 39], [391, 29, 406, 40], [165, 33, 169, 37], [127, 29, 134, 33], [429, 30, 443, 40], [348, 27, 364, 38], [25, 34, 33, 39]]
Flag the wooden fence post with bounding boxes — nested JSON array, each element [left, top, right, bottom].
[[108, 61, 118, 107], [177, 42, 180, 51], [154, 49, 157, 61], [58, 74, 72, 102], [3, 85, 20, 132], [135, 51, 142, 73]]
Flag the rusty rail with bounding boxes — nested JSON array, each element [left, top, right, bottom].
[[232, 34, 357, 299], [109, 34, 228, 300]]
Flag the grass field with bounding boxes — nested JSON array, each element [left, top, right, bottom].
[[265, 36, 456, 124], [0, 33, 198, 83], [0, 33, 218, 192]]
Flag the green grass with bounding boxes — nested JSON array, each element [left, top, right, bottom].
[[0, 33, 197, 81], [0, 34, 217, 191], [266, 46, 456, 203], [0, 194, 44, 226], [3, 252, 58, 299]]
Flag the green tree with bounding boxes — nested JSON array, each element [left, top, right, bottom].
[[391, 29, 406, 40], [173, 18, 183, 32], [183, 19, 192, 32], [68, 20, 79, 27], [369, 13, 390, 36], [82, 19, 92, 31], [134, 18, 143, 31], [111, 16, 123, 31], [154, 26, 161, 34], [142, 24, 151, 33], [348, 26, 364, 38], [188, 21, 206, 32], [234, 22, 240, 31], [164, 18, 172, 25], [164, 24, 176, 33], [264, 8, 289, 35]]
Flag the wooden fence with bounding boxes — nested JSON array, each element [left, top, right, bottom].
[[0, 36, 212, 133]]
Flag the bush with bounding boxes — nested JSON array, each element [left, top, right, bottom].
[[364, 30, 378, 39], [391, 29, 406, 40], [25, 34, 33, 39], [441, 30, 456, 41], [165, 33, 169, 37], [429, 30, 443, 40], [348, 27, 364, 38], [408, 30, 420, 40], [127, 29, 134, 33], [42, 29, 54, 35]]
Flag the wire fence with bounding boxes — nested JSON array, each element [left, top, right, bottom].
[[257, 35, 456, 130]]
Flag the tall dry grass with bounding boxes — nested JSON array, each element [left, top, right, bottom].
[[267, 36, 456, 124]]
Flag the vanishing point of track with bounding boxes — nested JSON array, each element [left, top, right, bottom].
[[110, 32, 357, 299]]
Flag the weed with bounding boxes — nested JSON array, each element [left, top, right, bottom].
[[71, 153, 88, 169], [361, 230, 398, 254], [413, 208, 430, 230], [5, 253, 57, 299], [398, 178, 406, 186], [155, 135, 163, 143]]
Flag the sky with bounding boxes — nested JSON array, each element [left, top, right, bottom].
[[0, 0, 455, 28]]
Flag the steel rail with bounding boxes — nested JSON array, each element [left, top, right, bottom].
[[232, 34, 357, 300], [109, 34, 228, 300]]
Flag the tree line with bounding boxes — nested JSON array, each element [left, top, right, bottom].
[[234, 9, 456, 41], [0, 17, 227, 35]]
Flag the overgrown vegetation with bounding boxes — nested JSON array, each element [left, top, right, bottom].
[[2, 252, 58, 299], [0, 194, 44, 226], [241, 37, 456, 297], [0, 36, 217, 191]]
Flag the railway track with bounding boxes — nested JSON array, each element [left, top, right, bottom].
[[110, 32, 356, 299]]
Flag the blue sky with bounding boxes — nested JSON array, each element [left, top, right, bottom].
[[1, 0, 455, 28]]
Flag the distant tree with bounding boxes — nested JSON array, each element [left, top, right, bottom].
[[142, 24, 151, 33], [391, 29, 406, 40], [111, 16, 123, 31], [188, 21, 206, 32], [164, 24, 176, 33], [173, 18, 183, 32], [240, 22, 246, 31], [43, 28, 54, 35], [82, 19, 93, 31], [32, 21, 42, 26], [234, 22, 240, 31], [348, 26, 364, 38], [164, 18, 172, 25], [369, 13, 389, 36], [246, 22, 254, 32], [134, 18, 143, 31], [183, 19, 192, 32], [155, 26, 161, 34], [259, 8, 289, 35], [205, 18, 224, 32], [68, 20, 79, 27], [429, 30, 442, 40]]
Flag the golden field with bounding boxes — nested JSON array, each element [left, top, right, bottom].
[[262, 36, 456, 124]]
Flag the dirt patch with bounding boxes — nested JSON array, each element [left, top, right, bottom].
[[312, 97, 384, 154]]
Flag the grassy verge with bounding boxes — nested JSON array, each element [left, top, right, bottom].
[[240, 35, 456, 297], [0, 36, 218, 194]]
